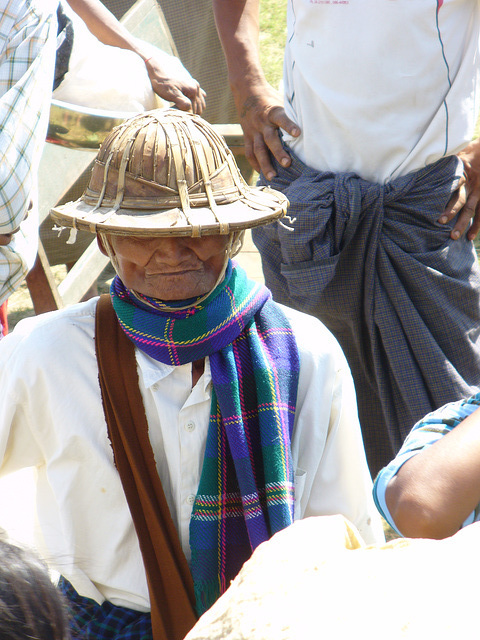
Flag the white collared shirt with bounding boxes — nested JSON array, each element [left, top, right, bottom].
[[0, 296, 383, 611]]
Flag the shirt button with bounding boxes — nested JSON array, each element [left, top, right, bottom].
[[186, 494, 196, 505], [184, 420, 196, 432], [151, 383, 159, 392]]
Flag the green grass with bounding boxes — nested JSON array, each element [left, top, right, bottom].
[[259, 0, 287, 90]]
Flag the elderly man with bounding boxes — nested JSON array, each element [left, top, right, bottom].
[[0, 109, 382, 640]]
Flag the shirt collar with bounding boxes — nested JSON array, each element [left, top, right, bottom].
[[135, 348, 212, 393]]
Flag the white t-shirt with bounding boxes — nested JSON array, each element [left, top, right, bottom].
[[0, 296, 383, 611], [283, 0, 480, 183]]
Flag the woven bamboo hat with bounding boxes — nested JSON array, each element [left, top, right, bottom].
[[50, 108, 288, 237]]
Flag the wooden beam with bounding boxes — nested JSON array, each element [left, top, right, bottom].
[[58, 240, 110, 306], [25, 241, 64, 314]]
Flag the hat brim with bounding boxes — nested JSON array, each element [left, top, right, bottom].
[[50, 186, 288, 237]]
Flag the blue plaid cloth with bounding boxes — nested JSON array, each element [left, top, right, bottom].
[[373, 392, 480, 534], [58, 577, 152, 639], [253, 149, 480, 475]]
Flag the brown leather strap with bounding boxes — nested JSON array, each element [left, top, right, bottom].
[[95, 294, 197, 639]]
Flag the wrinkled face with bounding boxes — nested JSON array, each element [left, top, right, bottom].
[[100, 234, 230, 301]]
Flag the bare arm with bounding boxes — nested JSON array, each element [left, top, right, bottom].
[[212, 0, 300, 179], [64, 0, 206, 113], [386, 405, 480, 539]]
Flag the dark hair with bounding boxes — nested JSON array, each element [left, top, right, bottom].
[[0, 539, 69, 640]]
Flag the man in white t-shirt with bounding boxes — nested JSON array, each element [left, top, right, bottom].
[[213, 0, 480, 475]]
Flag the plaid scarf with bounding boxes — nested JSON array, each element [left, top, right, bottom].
[[111, 261, 300, 614]]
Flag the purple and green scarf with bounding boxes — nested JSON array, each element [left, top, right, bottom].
[[111, 261, 300, 615]]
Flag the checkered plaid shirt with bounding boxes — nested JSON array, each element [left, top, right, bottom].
[[0, 0, 57, 304]]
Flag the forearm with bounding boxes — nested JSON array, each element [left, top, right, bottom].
[[64, 0, 206, 114], [213, 0, 298, 175], [65, 0, 150, 59], [212, 0, 268, 103], [386, 407, 480, 539]]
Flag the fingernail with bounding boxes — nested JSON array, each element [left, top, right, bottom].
[[266, 172, 275, 181], [452, 230, 460, 239], [291, 127, 300, 137], [280, 157, 289, 167], [439, 216, 447, 224]]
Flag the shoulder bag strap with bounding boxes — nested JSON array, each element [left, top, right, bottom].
[[95, 294, 197, 640]]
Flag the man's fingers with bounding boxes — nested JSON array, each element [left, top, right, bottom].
[[193, 89, 207, 114], [181, 84, 206, 114], [194, 88, 207, 114], [467, 212, 480, 241], [253, 134, 276, 180], [148, 74, 207, 113], [439, 183, 467, 224], [262, 125, 290, 177], [243, 135, 261, 175], [169, 93, 193, 112], [450, 189, 480, 239], [268, 106, 301, 138], [150, 82, 190, 110], [236, 94, 301, 177], [260, 106, 300, 177], [451, 204, 477, 239], [439, 174, 480, 239]]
